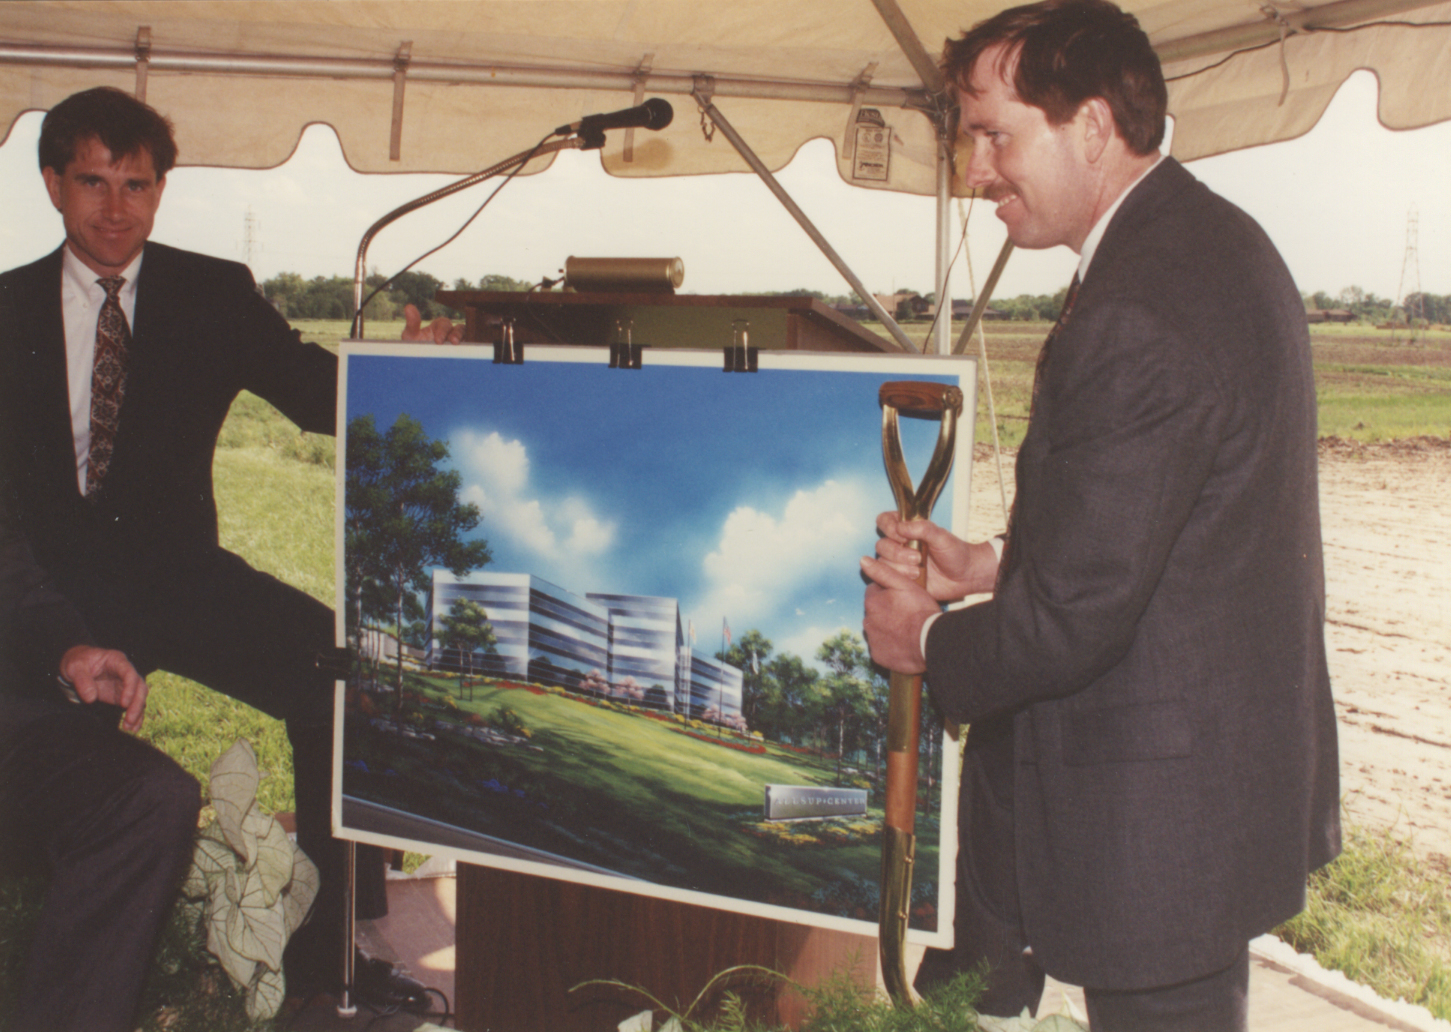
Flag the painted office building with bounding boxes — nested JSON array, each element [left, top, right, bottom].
[[428, 570, 741, 723], [688, 652, 745, 730]]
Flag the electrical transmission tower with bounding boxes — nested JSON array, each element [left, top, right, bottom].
[[242, 206, 259, 269], [1395, 206, 1423, 340]]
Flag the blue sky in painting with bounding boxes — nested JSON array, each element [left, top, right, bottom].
[[344, 349, 969, 666]]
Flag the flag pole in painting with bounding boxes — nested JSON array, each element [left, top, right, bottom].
[[876, 381, 964, 1007]]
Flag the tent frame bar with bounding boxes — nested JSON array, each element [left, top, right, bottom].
[[1156, 0, 1449, 62], [6, 0, 1444, 104], [694, 84, 920, 354], [0, 41, 932, 112]]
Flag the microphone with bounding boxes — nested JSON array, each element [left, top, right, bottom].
[[556, 98, 674, 137]]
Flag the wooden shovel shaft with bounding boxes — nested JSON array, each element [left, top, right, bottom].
[[878, 383, 961, 1007]]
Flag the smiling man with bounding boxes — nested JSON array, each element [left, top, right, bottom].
[[0, 86, 420, 1013], [860, 2, 1340, 1028]]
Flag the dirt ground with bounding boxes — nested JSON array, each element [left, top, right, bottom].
[[965, 436, 1451, 864], [1317, 436, 1451, 864]]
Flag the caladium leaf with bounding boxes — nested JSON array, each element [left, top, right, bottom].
[[248, 964, 288, 1022], [209, 739, 260, 865]]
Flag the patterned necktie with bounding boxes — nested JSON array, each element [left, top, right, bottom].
[[86, 275, 130, 498], [1031, 272, 1080, 414]]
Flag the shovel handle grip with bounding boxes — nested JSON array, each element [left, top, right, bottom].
[[879, 381, 961, 416]]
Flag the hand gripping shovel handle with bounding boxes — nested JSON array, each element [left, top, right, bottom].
[[877, 380, 963, 1006]]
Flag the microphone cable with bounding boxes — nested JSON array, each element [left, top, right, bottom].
[[352, 131, 555, 333]]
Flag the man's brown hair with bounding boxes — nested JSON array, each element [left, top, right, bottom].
[[39, 86, 177, 177], [943, 0, 1167, 155]]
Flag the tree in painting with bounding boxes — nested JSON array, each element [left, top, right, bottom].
[[438, 596, 497, 701], [346, 413, 492, 705]]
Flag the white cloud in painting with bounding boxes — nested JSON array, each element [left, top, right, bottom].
[[453, 428, 616, 562], [778, 624, 859, 670], [692, 477, 874, 631]]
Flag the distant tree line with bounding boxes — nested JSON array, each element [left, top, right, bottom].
[[1308, 287, 1451, 325], [260, 268, 1449, 327], [260, 271, 537, 321]]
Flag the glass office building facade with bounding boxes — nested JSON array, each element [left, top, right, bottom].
[[428, 570, 609, 692], [687, 653, 745, 725], [428, 570, 740, 723], [585, 592, 685, 712]]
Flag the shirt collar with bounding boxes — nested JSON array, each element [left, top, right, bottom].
[[61, 244, 144, 302], [1077, 154, 1164, 282]]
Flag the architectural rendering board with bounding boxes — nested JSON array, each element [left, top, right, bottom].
[[334, 342, 976, 945]]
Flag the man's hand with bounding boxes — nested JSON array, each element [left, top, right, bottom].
[[59, 645, 149, 732], [860, 555, 941, 674], [401, 303, 464, 345], [875, 512, 999, 602]]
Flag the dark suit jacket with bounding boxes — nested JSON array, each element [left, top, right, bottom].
[[0, 242, 336, 580], [0, 489, 92, 701], [925, 159, 1340, 989]]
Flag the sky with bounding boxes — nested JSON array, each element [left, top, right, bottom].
[[344, 348, 971, 666], [0, 69, 1447, 303]]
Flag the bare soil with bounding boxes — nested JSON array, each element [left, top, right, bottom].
[[966, 436, 1451, 864], [1317, 436, 1451, 864]]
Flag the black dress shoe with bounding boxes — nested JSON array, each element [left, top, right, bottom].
[[353, 951, 432, 1013]]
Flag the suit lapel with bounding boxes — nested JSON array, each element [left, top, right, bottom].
[[14, 249, 82, 500]]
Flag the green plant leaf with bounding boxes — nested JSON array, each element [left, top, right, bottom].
[[209, 738, 261, 865], [183, 835, 235, 899], [206, 886, 257, 990], [1033, 1017, 1090, 1032], [228, 865, 289, 972], [617, 1010, 654, 1032], [250, 813, 295, 909], [248, 964, 289, 1022], [282, 847, 320, 937]]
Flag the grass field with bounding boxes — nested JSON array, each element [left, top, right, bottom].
[[884, 319, 1451, 449]]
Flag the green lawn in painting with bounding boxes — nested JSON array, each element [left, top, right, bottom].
[[344, 674, 941, 931]]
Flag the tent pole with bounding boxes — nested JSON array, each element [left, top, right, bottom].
[[869, 0, 955, 355], [933, 135, 953, 356], [953, 239, 1014, 356], [694, 88, 920, 354]]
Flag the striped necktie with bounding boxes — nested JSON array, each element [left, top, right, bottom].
[[86, 275, 130, 498]]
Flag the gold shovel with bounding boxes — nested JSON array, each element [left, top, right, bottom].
[[877, 381, 964, 1006]]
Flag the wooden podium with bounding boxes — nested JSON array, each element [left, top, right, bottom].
[[455, 864, 877, 1031], [434, 290, 901, 353]]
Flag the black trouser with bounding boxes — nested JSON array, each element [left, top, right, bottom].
[[1, 698, 200, 1032], [49, 546, 386, 993], [914, 716, 1249, 1032]]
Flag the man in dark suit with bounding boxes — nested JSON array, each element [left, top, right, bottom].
[[0, 86, 412, 1005], [1, 489, 201, 1032], [861, 2, 1340, 1028]]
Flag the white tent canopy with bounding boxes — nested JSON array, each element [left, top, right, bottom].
[[3, 0, 1450, 194], [5, 0, 1449, 353]]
